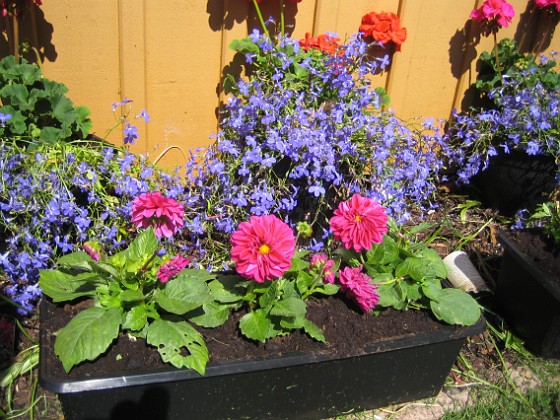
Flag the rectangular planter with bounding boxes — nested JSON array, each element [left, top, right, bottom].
[[39, 300, 485, 420], [496, 232, 560, 358]]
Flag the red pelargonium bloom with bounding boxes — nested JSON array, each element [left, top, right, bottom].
[[470, 0, 515, 34], [534, 0, 560, 11], [338, 266, 379, 312], [131, 191, 184, 238], [231, 214, 295, 283], [329, 194, 388, 253], [359, 11, 407, 51], [157, 255, 191, 283], [299, 32, 340, 55]]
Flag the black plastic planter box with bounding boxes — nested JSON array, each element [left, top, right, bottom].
[[40, 301, 485, 420], [496, 232, 560, 357]]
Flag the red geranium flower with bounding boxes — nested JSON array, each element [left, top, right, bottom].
[[130, 191, 184, 238], [338, 266, 379, 312], [329, 194, 388, 253], [359, 11, 407, 51], [157, 255, 191, 283], [231, 214, 295, 283], [299, 32, 340, 55]]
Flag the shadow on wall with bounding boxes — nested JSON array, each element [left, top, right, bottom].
[[448, 2, 559, 113], [206, 0, 299, 35], [206, 0, 301, 121], [0, 4, 56, 63]]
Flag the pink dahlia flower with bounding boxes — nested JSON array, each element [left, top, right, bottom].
[[310, 253, 336, 284], [131, 192, 184, 238], [534, 0, 560, 11], [329, 194, 388, 253], [157, 255, 191, 283], [231, 215, 295, 283], [338, 266, 379, 313], [470, 0, 515, 29]]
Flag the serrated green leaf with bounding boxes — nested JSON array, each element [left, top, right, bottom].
[[146, 319, 208, 375], [429, 289, 481, 326], [239, 310, 272, 342], [155, 275, 212, 315], [54, 307, 121, 372]]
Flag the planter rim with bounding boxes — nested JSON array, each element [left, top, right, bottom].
[[39, 300, 486, 394], [498, 231, 560, 301]]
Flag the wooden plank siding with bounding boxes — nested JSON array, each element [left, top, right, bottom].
[[2, 0, 559, 170]]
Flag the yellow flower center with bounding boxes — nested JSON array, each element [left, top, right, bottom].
[[355, 215, 362, 223], [259, 244, 271, 254]]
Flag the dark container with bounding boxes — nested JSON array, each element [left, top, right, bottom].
[[496, 232, 560, 357], [465, 150, 556, 216], [39, 300, 485, 420]]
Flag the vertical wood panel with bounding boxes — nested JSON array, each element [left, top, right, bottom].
[[27, 0, 560, 170], [40, 0, 121, 143]]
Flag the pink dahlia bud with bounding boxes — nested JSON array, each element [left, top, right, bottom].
[[157, 255, 191, 283], [310, 253, 336, 284], [131, 191, 184, 238], [231, 214, 295, 283]]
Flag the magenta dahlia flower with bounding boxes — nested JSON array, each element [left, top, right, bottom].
[[230, 214, 295, 283], [338, 266, 379, 312], [157, 255, 191, 283], [131, 191, 184, 238], [329, 194, 388, 253]]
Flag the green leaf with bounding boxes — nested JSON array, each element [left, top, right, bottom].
[[239, 309, 272, 342], [189, 301, 230, 328], [38, 270, 99, 302], [155, 275, 212, 315], [208, 277, 244, 303], [429, 289, 481, 326], [376, 282, 406, 309], [270, 297, 306, 318], [302, 319, 326, 342], [312, 283, 339, 296], [56, 251, 93, 271], [122, 304, 150, 331], [120, 289, 145, 302], [146, 319, 208, 375], [74, 105, 92, 137], [49, 92, 76, 125], [54, 307, 121, 372]]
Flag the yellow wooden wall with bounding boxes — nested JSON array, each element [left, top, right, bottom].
[[3, 0, 559, 170]]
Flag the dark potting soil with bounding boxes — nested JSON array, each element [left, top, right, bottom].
[[41, 295, 473, 380], [503, 229, 560, 286]]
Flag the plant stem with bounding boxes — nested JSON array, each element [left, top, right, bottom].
[[252, 0, 269, 38], [493, 32, 502, 82], [280, 0, 285, 37]]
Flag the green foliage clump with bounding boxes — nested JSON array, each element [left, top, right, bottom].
[[0, 56, 92, 145]]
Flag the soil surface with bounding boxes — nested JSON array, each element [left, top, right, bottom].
[[41, 295, 475, 380]]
